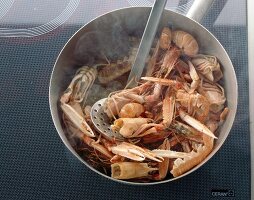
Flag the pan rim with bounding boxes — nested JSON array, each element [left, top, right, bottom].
[[49, 6, 238, 185]]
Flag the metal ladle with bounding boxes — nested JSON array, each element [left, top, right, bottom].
[[90, 0, 167, 141]]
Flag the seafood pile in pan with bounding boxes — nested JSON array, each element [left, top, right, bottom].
[[60, 27, 229, 182]]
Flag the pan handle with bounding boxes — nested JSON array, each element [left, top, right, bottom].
[[186, 0, 215, 23]]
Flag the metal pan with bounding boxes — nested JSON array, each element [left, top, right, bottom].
[[49, 0, 238, 185]]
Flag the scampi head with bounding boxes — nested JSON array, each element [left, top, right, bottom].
[[172, 30, 199, 56], [192, 54, 223, 82], [198, 82, 226, 113]]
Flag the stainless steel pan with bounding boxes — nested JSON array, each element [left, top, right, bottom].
[[49, 0, 238, 185]]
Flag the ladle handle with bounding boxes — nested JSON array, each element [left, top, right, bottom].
[[186, 0, 215, 23], [127, 0, 167, 87]]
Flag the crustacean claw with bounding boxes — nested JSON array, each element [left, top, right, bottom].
[[61, 103, 95, 137], [151, 149, 188, 159], [83, 135, 113, 159], [111, 142, 163, 162], [179, 109, 217, 139]]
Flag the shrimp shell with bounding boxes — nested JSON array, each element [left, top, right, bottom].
[[172, 30, 199, 56], [162, 96, 175, 127], [160, 46, 181, 78], [98, 48, 137, 84], [170, 134, 214, 177], [159, 27, 172, 50], [111, 118, 152, 138], [104, 82, 150, 118], [198, 82, 226, 113], [188, 60, 200, 93], [192, 54, 222, 82], [60, 66, 97, 106], [119, 103, 145, 118], [153, 138, 170, 180], [176, 90, 210, 122], [111, 162, 158, 180], [98, 61, 131, 84]]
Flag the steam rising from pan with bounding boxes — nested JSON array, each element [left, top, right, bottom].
[[74, 11, 149, 65]]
